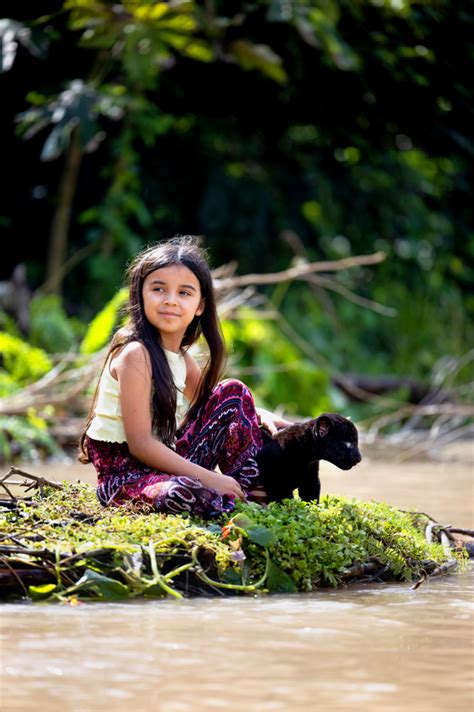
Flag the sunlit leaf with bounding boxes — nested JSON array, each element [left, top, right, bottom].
[[266, 560, 298, 593], [79, 287, 129, 354], [74, 568, 130, 600], [229, 40, 287, 84], [0, 332, 52, 384], [133, 3, 170, 22], [0, 19, 47, 73], [232, 513, 256, 531], [29, 583, 57, 600], [41, 124, 70, 161]]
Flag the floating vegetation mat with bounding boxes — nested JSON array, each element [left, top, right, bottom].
[[0, 476, 470, 603]]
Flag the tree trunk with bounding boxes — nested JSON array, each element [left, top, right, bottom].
[[44, 129, 83, 295]]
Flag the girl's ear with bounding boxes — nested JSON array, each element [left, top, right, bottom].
[[195, 298, 205, 317]]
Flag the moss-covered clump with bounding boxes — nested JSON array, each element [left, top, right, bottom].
[[0, 482, 463, 603]]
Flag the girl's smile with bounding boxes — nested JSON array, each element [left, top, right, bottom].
[[142, 264, 204, 349]]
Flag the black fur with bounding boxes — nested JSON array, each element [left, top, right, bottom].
[[256, 413, 361, 503]]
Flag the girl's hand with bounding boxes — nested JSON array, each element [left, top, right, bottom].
[[256, 407, 293, 436], [202, 471, 244, 499]]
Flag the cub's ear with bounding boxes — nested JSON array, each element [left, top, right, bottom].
[[313, 415, 332, 438]]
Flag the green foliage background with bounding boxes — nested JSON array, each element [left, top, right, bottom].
[[0, 1, 472, 458]]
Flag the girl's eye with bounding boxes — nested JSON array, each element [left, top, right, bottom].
[[180, 290, 191, 296]]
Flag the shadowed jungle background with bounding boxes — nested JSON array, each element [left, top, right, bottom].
[[0, 0, 472, 461]]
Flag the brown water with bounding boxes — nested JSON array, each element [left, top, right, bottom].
[[1, 447, 473, 711]]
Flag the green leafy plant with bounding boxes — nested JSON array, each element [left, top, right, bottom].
[[0, 481, 462, 603], [0, 332, 52, 389], [0, 410, 61, 462], [29, 294, 81, 353], [80, 287, 128, 354], [228, 496, 454, 590]]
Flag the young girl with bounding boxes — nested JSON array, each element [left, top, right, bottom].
[[79, 235, 290, 516]]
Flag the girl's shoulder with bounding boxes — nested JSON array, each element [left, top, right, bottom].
[[111, 340, 151, 375]]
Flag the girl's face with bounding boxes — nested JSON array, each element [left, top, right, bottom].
[[142, 264, 205, 350]]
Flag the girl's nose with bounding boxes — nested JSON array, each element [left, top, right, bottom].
[[164, 293, 178, 305]]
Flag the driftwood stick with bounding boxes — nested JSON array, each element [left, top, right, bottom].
[[394, 423, 474, 463], [411, 557, 458, 590], [0, 556, 29, 596], [0, 467, 63, 495], [214, 251, 387, 289], [0, 546, 59, 558], [59, 548, 114, 566], [365, 404, 474, 436], [303, 274, 397, 316], [0, 351, 104, 416], [447, 527, 474, 537], [341, 560, 381, 579], [0, 520, 44, 543], [0, 567, 56, 590], [0, 480, 17, 501], [426, 559, 458, 579]]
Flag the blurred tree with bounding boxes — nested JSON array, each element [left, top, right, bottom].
[[0, 0, 472, 377]]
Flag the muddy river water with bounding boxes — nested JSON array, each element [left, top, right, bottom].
[[1, 446, 473, 711]]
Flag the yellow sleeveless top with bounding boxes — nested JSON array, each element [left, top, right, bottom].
[[86, 348, 188, 443]]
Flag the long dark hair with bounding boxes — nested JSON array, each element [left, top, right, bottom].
[[78, 235, 226, 463]]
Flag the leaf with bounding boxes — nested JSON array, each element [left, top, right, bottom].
[[266, 560, 297, 593], [231, 513, 256, 531], [181, 40, 213, 63], [0, 19, 46, 73], [229, 40, 287, 84], [123, 550, 143, 576], [0, 19, 20, 73], [222, 568, 242, 585], [79, 287, 128, 354], [142, 582, 168, 599], [248, 525, 277, 547], [206, 523, 223, 534], [28, 583, 57, 600], [74, 568, 130, 600], [41, 124, 70, 161]]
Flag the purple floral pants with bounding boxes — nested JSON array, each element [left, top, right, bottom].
[[86, 379, 264, 516]]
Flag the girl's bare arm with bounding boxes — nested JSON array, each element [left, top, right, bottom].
[[113, 343, 243, 498], [183, 350, 202, 404]]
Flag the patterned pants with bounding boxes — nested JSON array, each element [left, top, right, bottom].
[[86, 379, 263, 516]]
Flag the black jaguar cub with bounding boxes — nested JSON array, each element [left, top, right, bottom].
[[256, 413, 361, 503]]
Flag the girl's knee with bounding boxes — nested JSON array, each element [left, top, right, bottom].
[[155, 475, 210, 514], [154, 475, 233, 516], [216, 378, 252, 399]]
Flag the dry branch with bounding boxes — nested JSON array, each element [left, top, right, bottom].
[[0, 467, 63, 500], [0, 351, 104, 416], [213, 251, 386, 290], [303, 274, 397, 316]]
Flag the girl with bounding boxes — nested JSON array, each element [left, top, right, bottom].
[[79, 235, 290, 516]]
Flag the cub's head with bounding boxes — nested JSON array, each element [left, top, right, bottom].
[[311, 413, 361, 470]]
